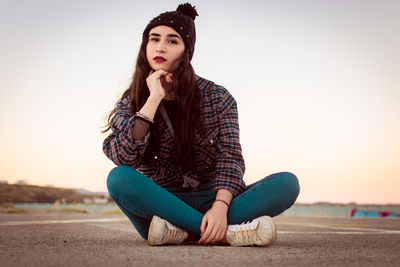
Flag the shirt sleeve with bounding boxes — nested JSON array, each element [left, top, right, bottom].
[[212, 91, 246, 197], [132, 117, 152, 140], [102, 96, 150, 168]]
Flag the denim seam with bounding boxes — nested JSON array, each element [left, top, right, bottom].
[[232, 175, 280, 203]]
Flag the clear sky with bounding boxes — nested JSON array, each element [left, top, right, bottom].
[[1, 0, 399, 204]]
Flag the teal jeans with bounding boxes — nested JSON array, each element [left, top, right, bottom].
[[107, 165, 300, 240]]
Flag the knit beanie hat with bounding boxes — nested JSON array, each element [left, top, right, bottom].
[[143, 3, 198, 61]]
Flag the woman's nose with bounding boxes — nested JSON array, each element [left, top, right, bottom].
[[156, 41, 166, 53]]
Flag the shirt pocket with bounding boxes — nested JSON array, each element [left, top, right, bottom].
[[196, 128, 219, 168]]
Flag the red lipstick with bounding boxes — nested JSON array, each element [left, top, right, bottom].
[[154, 56, 167, 63]]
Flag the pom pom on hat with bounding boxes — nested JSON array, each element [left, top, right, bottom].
[[176, 3, 198, 21]]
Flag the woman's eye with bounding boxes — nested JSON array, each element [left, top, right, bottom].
[[169, 40, 178, 44], [150, 38, 159, 42]]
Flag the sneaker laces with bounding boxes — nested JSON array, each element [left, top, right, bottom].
[[228, 218, 260, 243], [162, 220, 184, 242]]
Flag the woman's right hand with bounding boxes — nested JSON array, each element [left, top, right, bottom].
[[146, 70, 173, 100]]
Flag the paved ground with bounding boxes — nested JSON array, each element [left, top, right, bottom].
[[1, 212, 400, 266]]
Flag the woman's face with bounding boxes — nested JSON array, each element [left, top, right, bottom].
[[146, 25, 185, 72]]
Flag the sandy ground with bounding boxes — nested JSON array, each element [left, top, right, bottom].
[[1, 212, 399, 266]]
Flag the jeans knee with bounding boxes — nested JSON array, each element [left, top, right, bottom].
[[106, 165, 140, 197], [279, 172, 300, 202]]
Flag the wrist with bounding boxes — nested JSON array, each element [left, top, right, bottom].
[[212, 202, 229, 213], [148, 93, 164, 103], [135, 112, 154, 124], [212, 199, 230, 211]]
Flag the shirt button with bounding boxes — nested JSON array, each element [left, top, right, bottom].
[[210, 139, 214, 144], [154, 156, 158, 159]]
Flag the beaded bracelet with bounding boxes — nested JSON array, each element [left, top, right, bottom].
[[135, 112, 154, 124], [214, 199, 230, 209]]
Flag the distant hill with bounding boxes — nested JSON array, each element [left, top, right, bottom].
[[0, 184, 107, 203], [74, 188, 108, 196]]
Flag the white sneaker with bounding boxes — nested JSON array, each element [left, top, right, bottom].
[[148, 215, 188, 246], [226, 216, 277, 247]]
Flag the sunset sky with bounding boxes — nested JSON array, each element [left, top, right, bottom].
[[1, 0, 399, 204]]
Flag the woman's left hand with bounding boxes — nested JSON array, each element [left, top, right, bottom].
[[198, 201, 228, 245]]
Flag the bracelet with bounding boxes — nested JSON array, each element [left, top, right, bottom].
[[135, 115, 153, 125], [135, 112, 154, 124], [214, 199, 230, 209]]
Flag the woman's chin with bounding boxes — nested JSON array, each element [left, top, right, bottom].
[[152, 67, 168, 72], [150, 64, 177, 73]]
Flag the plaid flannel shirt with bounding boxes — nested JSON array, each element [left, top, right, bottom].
[[103, 75, 246, 197]]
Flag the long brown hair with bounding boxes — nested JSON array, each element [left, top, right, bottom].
[[102, 34, 202, 170]]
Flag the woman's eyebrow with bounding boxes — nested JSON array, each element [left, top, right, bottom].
[[167, 34, 181, 40], [149, 32, 181, 40]]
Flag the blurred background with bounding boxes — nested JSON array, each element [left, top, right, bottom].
[[1, 0, 399, 204]]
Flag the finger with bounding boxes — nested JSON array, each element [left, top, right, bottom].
[[210, 224, 225, 243], [217, 228, 226, 242], [155, 69, 169, 77], [209, 228, 221, 244], [199, 222, 214, 244], [204, 226, 219, 244], [148, 69, 166, 79], [200, 217, 207, 236], [198, 225, 210, 244], [203, 223, 218, 244], [165, 73, 173, 83], [204, 227, 217, 244], [206, 223, 224, 244]]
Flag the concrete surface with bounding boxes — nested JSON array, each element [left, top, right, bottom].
[[1, 213, 400, 266]]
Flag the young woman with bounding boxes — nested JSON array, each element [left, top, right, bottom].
[[102, 3, 299, 246]]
